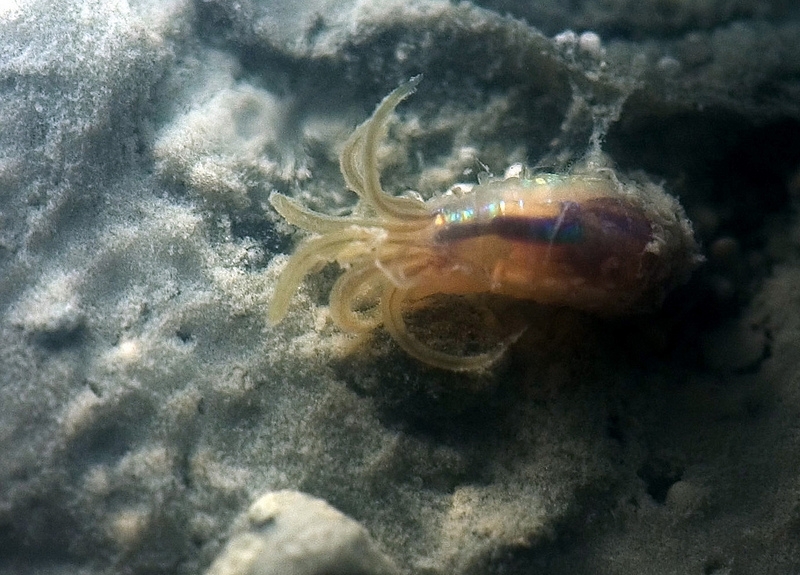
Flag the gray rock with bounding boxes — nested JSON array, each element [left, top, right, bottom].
[[206, 490, 399, 575]]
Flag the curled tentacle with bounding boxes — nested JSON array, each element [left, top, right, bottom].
[[328, 264, 384, 332], [340, 76, 429, 221], [381, 286, 522, 372], [269, 191, 375, 233], [270, 189, 428, 236], [268, 228, 378, 324]]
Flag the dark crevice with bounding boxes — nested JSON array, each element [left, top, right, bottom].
[[637, 459, 684, 504]]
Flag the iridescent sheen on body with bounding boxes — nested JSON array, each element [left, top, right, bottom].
[[433, 200, 584, 244]]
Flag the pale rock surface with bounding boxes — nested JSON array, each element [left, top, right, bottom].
[[206, 490, 399, 575]]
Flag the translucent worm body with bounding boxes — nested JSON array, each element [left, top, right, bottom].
[[268, 76, 700, 371]]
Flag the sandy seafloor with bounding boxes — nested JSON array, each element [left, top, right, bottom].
[[2, 0, 800, 573]]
